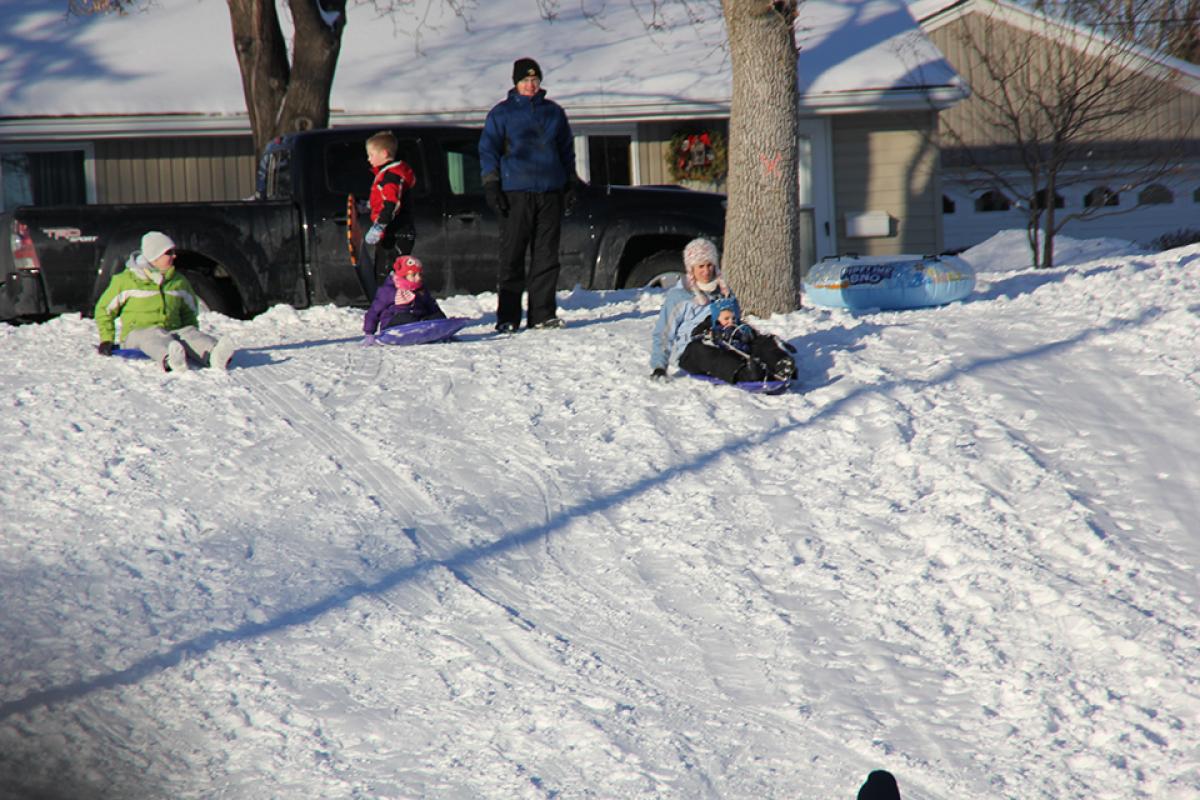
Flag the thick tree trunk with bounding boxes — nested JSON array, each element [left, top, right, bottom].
[[226, 0, 346, 161], [720, 0, 800, 316]]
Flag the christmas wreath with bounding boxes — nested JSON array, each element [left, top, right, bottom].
[[668, 130, 727, 183]]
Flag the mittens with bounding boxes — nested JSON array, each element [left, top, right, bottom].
[[485, 182, 509, 216], [364, 223, 385, 245]]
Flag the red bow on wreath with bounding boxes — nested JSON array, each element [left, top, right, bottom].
[[677, 133, 714, 172], [669, 130, 726, 182]]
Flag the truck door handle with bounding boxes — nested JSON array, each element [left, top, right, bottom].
[[452, 213, 480, 224]]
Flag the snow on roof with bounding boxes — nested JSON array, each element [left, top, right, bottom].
[[909, 0, 1200, 88], [0, 0, 963, 135]]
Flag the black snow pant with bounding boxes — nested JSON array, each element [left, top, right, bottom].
[[679, 337, 792, 383], [496, 190, 563, 328]]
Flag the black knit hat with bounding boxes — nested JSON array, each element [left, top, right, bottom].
[[857, 770, 901, 800], [513, 57, 543, 84]]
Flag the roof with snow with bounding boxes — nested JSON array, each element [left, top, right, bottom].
[[910, 0, 1200, 89], [0, 0, 965, 138]]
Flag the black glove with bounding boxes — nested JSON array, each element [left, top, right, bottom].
[[651, 367, 667, 380], [97, 341, 114, 356], [564, 174, 585, 214], [485, 182, 508, 216]]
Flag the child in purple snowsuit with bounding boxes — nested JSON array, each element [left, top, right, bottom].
[[362, 255, 446, 344]]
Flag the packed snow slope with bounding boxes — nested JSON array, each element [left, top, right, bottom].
[[1, 232, 1197, 799]]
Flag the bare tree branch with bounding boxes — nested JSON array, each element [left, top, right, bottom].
[[936, 4, 1199, 265]]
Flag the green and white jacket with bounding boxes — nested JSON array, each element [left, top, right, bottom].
[[94, 253, 200, 344]]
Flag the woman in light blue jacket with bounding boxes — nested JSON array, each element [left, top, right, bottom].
[[649, 238, 733, 379]]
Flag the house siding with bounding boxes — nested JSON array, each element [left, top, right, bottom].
[[923, 5, 1200, 251], [831, 112, 942, 256], [93, 136, 256, 204], [927, 13, 1200, 160]]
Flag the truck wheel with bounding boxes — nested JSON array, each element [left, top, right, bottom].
[[624, 250, 683, 289], [186, 271, 241, 318]]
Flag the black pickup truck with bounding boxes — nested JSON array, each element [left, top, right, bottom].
[[0, 124, 726, 322]]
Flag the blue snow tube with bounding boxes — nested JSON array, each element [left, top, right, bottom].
[[803, 254, 975, 311]]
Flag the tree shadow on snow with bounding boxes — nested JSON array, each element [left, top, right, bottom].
[[0, 306, 1163, 721], [789, 319, 883, 391]]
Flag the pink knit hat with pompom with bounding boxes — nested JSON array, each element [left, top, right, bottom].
[[682, 238, 720, 275]]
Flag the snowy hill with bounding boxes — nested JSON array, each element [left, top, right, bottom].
[[1, 232, 1197, 799]]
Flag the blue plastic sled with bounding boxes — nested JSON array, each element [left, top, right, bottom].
[[803, 254, 975, 311], [113, 347, 151, 360], [689, 373, 791, 395], [376, 317, 470, 346]]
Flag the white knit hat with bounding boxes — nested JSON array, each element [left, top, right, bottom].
[[141, 231, 176, 261], [682, 238, 720, 273]]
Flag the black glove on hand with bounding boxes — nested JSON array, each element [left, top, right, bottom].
[[651, 367, 667, 380], [97, 341, 114, 356], [564, 174, 585, 214], [485, 182, 509, 216]]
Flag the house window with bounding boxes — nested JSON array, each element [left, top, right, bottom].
[[1032, 189, 1064, 210], [587, 135, 632, 186], [974, 190, 1010, 212], [1085, 187, 1119, 208], [1, 148, 89, 211], [1138, 184, 1173, 205], [943, 195, 956, 214]]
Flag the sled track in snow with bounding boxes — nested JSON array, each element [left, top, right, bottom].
[[235, 361, 909, 797]]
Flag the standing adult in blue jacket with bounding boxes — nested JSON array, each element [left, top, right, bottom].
[[479, 57, 579, 333]]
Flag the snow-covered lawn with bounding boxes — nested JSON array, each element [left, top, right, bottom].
[[1, 232, 1197, 799]]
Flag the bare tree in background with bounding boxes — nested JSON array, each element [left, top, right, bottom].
[[1034, 0, 1200, 62], [68, 0, 345, 159], [938, 5, 1197, 267], [68, 0, 482, 161], [67, 0, 134, 13], [226, 0, 346, 160]]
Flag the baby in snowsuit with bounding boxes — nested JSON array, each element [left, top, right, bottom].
[[362, 256, 446, 344], [679, 296, 796, 384]]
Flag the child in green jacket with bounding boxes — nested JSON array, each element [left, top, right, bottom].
[[94, 231, 235, 372]]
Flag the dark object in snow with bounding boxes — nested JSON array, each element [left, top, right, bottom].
[[857, 769, 902, 800]]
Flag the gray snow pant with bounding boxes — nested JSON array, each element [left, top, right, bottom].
[[125, 325, 218, 367]]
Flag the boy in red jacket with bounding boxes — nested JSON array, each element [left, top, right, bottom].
[[363, 131, 418, 288]]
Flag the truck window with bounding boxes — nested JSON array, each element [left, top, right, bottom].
[[443, 139, 483, 196], [324, 137, 425, 198]]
